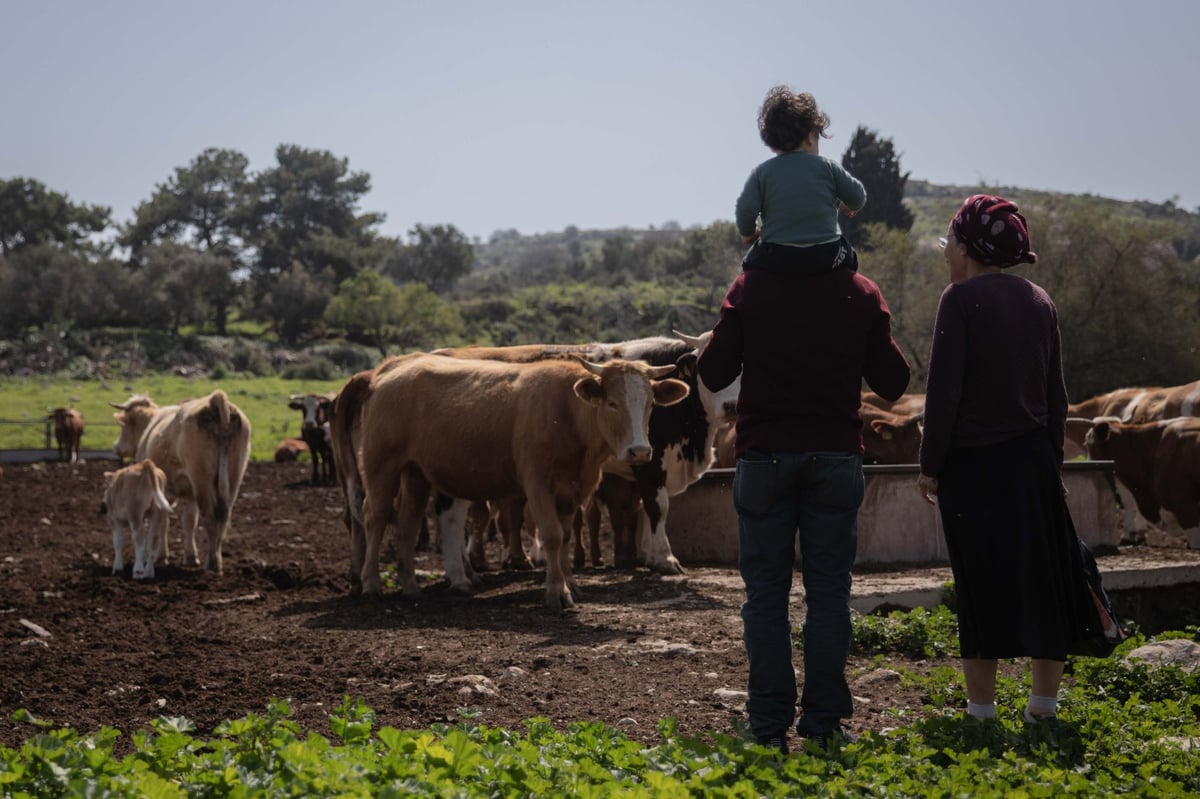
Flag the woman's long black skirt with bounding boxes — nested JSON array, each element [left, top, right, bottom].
[[937, 428, 1096, 660]]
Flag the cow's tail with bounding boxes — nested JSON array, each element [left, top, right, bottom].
[[146, 468, 175, 514], [203, 390, 239, 523]]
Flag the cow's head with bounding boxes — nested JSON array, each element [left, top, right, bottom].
[[289, 394, 333, 431], [674, 329, 740, 423], [861, 408, 924, 465], [1081, 416, 1126, 458], [574, 359, 689, 464], [109, 395, 158, 460]]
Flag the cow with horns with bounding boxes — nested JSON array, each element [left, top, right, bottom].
[[356, 353, 690, 609], [288, 393, 336, 484]]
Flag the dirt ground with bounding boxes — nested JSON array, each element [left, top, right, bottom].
[[1, 458, 947, 751]]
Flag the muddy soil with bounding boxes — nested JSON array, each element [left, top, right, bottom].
[[1, 459, 948, 751]]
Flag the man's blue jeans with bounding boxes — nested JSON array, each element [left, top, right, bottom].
[[733, 449, 863, 738]]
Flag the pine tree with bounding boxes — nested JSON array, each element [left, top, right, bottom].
[[840, 127, 914, 248]]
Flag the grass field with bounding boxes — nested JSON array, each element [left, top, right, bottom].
[[0, 375, 346, 461]]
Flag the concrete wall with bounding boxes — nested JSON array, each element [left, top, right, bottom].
[[667, 461, 1122, 567]]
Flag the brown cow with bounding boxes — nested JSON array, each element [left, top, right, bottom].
[[101, 459, 174, 579], [49, 407, 84, 463], [111, 390, 251, 573], [274, 437, 310, 462], [862, 391, 925, 417], [713, 420, 736, 469], [358, 354, 689, 608], [717, 405, 925, 468], [1069, 381, 1200, 424], [859, 403, 924, 465], [1084, 417, 1200, 547], [437, 332, 740, 575]]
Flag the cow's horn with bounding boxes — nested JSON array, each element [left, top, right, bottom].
[[288, 394, 303, 401], [108, 401, 125, 409], [672, 329, 706, 349], [579, 359, 606, 376], [647, 364, 678, 379]]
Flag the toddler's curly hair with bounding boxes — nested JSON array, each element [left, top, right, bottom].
[[758, 86, 831, 151]]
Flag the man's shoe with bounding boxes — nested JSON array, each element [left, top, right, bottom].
[[755, 733, 789, 754], [798, 725, 857, 748]]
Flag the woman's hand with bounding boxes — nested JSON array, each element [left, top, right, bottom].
[[917, 474, 938, 506]]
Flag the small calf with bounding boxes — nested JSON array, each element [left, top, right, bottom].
[[274, 436, 310, 463], [101, 459, 174, 580], [49, 407, 85, 463]]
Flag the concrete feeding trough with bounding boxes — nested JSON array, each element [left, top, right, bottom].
[[667, 460, 1122, 567]]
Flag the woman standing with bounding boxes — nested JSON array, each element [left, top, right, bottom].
[[917, 194, 1095, 722]]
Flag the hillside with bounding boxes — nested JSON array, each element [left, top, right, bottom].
[[1, 182, 1196, 396]]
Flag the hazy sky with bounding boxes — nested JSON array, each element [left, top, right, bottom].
[[5, 0, 1198, 243]]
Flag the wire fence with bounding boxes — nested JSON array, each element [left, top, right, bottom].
[[0, 419, 120, 451]]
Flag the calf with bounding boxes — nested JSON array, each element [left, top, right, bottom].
[[111, 390, 251, 573], [288, 393, 335, 484], [1085, 417, 1200, 546], [49, 407, 84, 463], [358, 354, 689, 608], [274, 436, 310, 463], [101, 459, 174, 579]]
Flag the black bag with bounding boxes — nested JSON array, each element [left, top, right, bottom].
[[1072, 537, 1127, 657]]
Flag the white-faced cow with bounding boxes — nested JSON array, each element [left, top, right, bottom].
[[436, 332, 740, 574], [111, 390, 251, 573], [288, 393, 335, 484], [1084, 417, 1200, 547], [357, 354, 689, 609], [49, 407, 84, 463], [101, 458, 174, 579]]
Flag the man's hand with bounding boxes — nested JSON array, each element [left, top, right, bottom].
[[917, 474, 938, 506]]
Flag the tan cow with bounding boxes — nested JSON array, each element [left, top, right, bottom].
[[101, 459, 174, 579], [330, 356, 406, 595], [1084, 417, 1200, 547], [49, 407, 84, 463], [110, 390, 251, 573], [358, 354, 689, 608]]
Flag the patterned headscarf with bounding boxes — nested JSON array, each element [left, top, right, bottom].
[[950, 194, 1038, 267]]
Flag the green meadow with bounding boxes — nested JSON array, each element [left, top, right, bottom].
[[0, 375, 345, 460]]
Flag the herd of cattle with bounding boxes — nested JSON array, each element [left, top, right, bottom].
[[32, 336, 1200, 608]]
